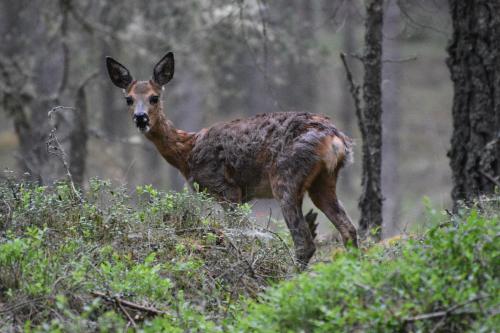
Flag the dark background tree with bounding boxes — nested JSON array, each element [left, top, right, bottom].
[[447, 0, 500, 209], [359, 0, 384, 238]]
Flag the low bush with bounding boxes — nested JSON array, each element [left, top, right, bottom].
[[229, 202, 500, 332], [0, 179, 295, 332], [0, 178, 498, 332]]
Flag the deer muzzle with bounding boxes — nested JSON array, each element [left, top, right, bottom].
[[133, 112, 150, 132]]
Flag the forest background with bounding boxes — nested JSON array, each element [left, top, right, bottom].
[[0, 0, 452, 237]]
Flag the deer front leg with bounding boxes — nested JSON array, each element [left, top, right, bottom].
[[218, 185, 243, 213]]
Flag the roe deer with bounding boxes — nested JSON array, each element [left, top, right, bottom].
[[106, 51, 358, 266]]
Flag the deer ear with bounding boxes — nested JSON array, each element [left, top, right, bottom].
[[153, 52, 174, 86], [106, 57, 133, 89]]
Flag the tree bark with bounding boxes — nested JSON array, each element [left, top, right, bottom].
[[447, 0, 500, 209], [0, 1, 36, 180], [69, 85, 88, 187], [359, 0, 384, 239]]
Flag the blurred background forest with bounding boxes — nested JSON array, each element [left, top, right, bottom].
[[0, 0, 452, 237]]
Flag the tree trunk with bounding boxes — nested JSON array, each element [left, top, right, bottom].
[[359, 0, 384, 239], [381, 0, 401, 237], [447, 0, 500, 209], [69, 85, 88, 187], [0, 1, 42, 181]]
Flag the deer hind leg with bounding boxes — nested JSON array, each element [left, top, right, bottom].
[[309, 170, 358, 247], [304, 209, 319, 240], [271, 176, 316, 268]]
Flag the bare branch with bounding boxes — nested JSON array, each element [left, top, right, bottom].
[[479, 170, 500, 187], [116, 298, 137, 329], [383, 56, 417, 63], [47, 106, 82, 202], [404, 295, 491, 323], [340, 52, 366, 138], [91, 291, 171, 316], [396, 0, 449, 36], [347, 53, 417, 64]]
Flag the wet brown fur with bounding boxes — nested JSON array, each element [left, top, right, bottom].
[[110, 63, 358, 267]]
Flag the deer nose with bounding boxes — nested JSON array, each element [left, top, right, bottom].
[[133, 112, 149, 127]]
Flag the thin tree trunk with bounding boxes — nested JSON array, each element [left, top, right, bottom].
[[359, 0, 384, 239], [69, 85, 88, 187], [0, 1, 42, 181], [381, 0, 401, 237], [447, 0, 500, 209]]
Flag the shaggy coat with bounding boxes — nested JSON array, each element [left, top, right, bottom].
[[189, 112, 352, 203], [106, 52, 358, 266]]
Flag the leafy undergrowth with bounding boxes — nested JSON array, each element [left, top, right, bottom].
[[0, 179, 295, 332], [0, 179, 498, 332], [227, 200, 500, 333]]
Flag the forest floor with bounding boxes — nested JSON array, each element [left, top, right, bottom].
[[0, 179, 498, 332]]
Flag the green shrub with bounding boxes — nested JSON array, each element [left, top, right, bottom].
[[1, 179, 498, 332], [0, 179, 294, 332], [230, 206, 499, 332]]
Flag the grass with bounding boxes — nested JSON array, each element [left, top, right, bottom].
[[0, 179, 498, 332]]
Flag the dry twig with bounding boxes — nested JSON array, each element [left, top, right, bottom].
[[46, 106, 82, 202], [116, 298, 137, 329], [479, 170, 500, 187], [226, 235, 257, 279], [340, 52, 366, 137], [91, 291, 170, 317], [404, 295, 490, 323]]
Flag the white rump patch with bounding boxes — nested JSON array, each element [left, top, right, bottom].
[[324, 136, 350, 172]]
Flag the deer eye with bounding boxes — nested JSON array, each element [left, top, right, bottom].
[[125, 96, 134, 106], [149, 95, 159, 105]]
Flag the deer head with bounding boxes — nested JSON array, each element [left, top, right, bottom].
[[105, 52, 175, 133]]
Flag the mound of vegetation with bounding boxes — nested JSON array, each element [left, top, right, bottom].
[[227, 200, 500, 333], [0, 179, 498, 332], [0, 179, 295, 332]]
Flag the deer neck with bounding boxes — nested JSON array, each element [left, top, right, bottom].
[[144, 111, 195, 178]]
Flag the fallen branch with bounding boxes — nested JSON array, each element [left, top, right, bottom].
[[404, 295, 490, 323], [405, 309, 483, 323], [91, 291, 170, 317], [260, 228, 296, 267], [116, 297, 137, 329], [0, 297, 46, 314], [226, 235, 257, 279]]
